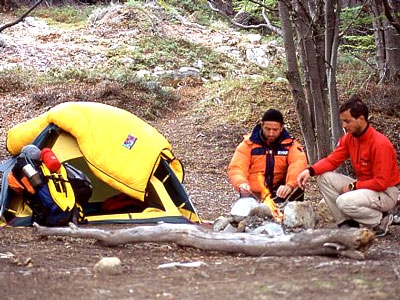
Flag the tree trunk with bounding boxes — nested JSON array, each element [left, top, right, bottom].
[[369, 0, 400, 83], [296, 0, 331, 161], [280, 0, 332, 162], [278, 0, 317, 162], [325, 0, 343, 146], [383, 20, 400, 83], [34, 223, 376, 259]]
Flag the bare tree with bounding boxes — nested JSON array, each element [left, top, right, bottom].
[[278, 0, 343, 163], [368, 0, 400, 83]]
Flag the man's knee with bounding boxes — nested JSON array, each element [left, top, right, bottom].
[[336, 196, 348, 211], [316, 172, 334, 186]]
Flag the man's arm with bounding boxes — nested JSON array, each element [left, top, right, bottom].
[[227, 141, 252, 192], [286, 141, 308, 188]]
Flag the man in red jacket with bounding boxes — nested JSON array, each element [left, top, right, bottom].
[[297, 95, 400, 236], [228, 108, 308, 204]]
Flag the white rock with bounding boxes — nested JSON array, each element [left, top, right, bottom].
[[230, 197, 259, 217], [94, 257, 122, 275], [223, 223, 237, 233], [136, 70, 151, 77], [246, 33, 262, 43]]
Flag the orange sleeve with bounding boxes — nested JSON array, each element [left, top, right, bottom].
[[228, 140, 252, 191], [286, 141, 308, 188]]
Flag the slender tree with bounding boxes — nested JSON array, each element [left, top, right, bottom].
[[278, 0, 342, 163], [368, 0, 400, 83]]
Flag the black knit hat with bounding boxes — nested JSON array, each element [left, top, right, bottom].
[[262, 109, 284, 124]]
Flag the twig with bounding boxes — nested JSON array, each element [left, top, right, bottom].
[[0, 0, 44, 33]]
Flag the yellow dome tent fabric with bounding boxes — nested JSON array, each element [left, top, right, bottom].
[[7, 102, 180, 201]]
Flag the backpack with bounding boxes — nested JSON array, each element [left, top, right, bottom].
[[8, 156, 87, 226]]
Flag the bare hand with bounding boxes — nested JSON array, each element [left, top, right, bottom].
[[297, 169, 310, 190], [238, 183, 251, 197], [342, 184, 350, 194], [276, 185, 292, 199]]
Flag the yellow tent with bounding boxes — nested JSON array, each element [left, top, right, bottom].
[[1, 102, 200, 225]]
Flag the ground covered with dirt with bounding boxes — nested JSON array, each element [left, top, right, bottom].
[[1, 4, 400, 300]]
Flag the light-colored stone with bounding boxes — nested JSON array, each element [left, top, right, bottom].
[[250, 222, 285, 236], [283, 201, 317, 229], [223, 223, 237, 233], [213, 216, 230, 232], [245, 33, 262, 43], [230, 197, 259, 217], [94, 257, 122, 275]]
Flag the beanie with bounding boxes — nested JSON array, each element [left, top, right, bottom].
[[262, 109, 284, 124]]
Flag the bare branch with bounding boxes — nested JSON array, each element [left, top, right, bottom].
[[34, 222, 376, 259], [0, 0, 44, 33], [247, 0, 279, 12], [339, 0, 369, 39], [207, 0, 282, 36]]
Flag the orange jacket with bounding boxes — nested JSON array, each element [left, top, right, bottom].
[[228, 124, 308, 196]]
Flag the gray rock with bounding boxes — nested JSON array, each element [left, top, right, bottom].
[[223, 223, 237, 233], [213, 216, 230, 232], [250, 222, 285, 236], [283, 201, 317, 229], [0, 36, 5, 48]]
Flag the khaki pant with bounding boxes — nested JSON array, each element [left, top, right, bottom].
[[317, 172, 399, 227]]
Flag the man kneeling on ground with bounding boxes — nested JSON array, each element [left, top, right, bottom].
[[297, 95, 400, 237], [228, 108, 308, 204]]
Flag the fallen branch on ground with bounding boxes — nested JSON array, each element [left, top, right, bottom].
[[34, 223, 375, 260]]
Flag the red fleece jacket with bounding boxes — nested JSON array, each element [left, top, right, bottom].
[[312, 125, 400, 191]]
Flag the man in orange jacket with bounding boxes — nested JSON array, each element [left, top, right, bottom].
[[228, 108, 308, 204], [297, 95, 400, 237]]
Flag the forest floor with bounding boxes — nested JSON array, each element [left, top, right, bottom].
[[1, 5, 400, 300]]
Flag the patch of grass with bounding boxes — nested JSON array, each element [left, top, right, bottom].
[[106, 35, 240, 78], [201, 77, 290, 127], [0, 67, 31, 93], [24, 65, 177, 120], [16, 5, 95, 28]]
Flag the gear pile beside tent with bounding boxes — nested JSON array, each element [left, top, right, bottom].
[[0, 102, 201, 226]]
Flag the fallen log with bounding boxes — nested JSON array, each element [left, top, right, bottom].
[[33, 223, 375, 260]]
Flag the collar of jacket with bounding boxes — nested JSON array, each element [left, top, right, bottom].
[[351, 122, 370, 139], [249, 124, 294, 146]]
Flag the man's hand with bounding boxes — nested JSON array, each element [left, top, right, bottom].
[[276, 185, 293, 199], [297, 169, 310, 190], [342, 184, 350, 194], [238, 183, 251, 197]]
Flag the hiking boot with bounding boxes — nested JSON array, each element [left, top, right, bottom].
[[338, 219, 360, 229], [374, 214, 394, 237], [393, 214, 400, 225]]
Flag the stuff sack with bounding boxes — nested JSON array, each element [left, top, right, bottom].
[[64, 163, 93, 206]]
